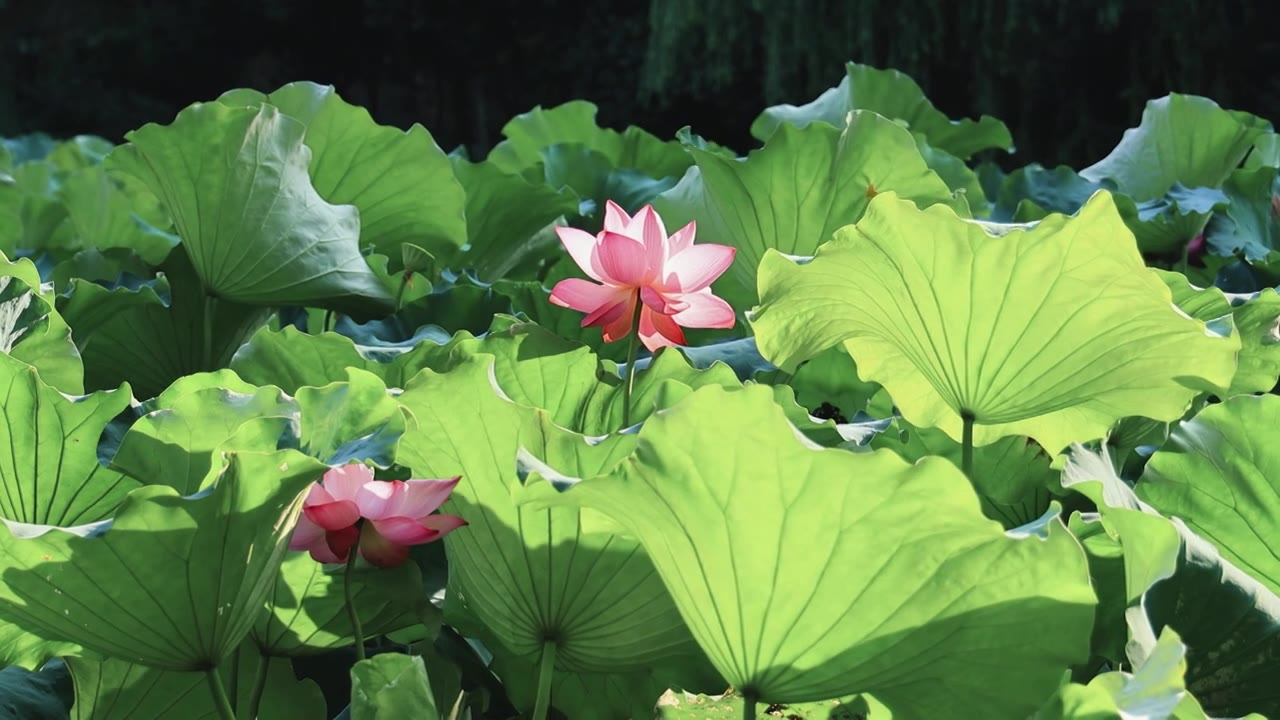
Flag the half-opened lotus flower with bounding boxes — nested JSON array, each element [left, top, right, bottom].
[[550, 201, 737, 351], [289, 463, 466, 567]]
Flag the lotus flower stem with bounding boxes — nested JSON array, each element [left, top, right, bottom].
[[741, 691, 757, 719], [961, 412, 975, 480], [621, 290, 645, 428], [246, 654, 271, 719], [345, 523, 366, 662], [531, 640, 557, 720], [202, 294, 216, 371], [206, 668, 237, 720], [395, 272, 411, 311]]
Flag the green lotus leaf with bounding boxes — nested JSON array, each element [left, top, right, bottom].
[[58, 245, 272, 399], [913, 134, 989, 215], [1245, 133, 1280, 168], [105, 101, 394, 315], [488, 100, 692, 181], [871, 420, 1059, 528], [751, 191, 1240, 452], [46, 135, 114, 173], [67, 644, 325, 720], [1112, 185, 1228, 255], [0, 255, 84, 394], [491, 651, 691, 720], [111, 382, 297, 495], [654, 111, 963, 305], [494, 271, 631, 362], [536, 143, 681, 214], [396, 356, 710, 677], [991, 164, 1105, 222], [1137, 395, 1280, 594], [1063, 446, 1280, 718], [1157, 269, 1280, 395], [0, 449, 325, 670], [254, 552, 422, 657], [0, 161, 69, 255], [1064, 513, 1129, 665], [785, 346, 884, 421], [0, 662, 70, 720], [1079, 94, 1271, 201], [1206, 166, 1280, 262], [446, 157, 578, 282], [293, 368, 409, 467], [218, 82, 467, 270], [346, 653, 438, 720], [57, 165, 178, 265], [751, 62, 1014, 159], [1033, 628, 1190, 720], [231, 326, 456, 394], [524, 383, 1096, 715], [0, 352, 136, 526]]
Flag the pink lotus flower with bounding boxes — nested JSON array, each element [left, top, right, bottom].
[[289, 463, 467, 568], [549, 201, 737, 351]]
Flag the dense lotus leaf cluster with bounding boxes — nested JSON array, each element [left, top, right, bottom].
[[0, 62, 1278, 720]]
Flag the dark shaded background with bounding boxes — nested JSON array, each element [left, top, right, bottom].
[[2, 0, 1278, 168]]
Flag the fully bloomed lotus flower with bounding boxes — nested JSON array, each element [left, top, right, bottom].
[[289, 463, 466, 567], [550, 201, 737, 351]]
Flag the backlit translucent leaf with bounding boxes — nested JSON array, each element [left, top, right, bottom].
[[219, 82, 467, 270], [349, 653, 438, 720], [1138, 395, 1280, 594], [0, 352, 137, 526], [653, 112, 962, 305], [106, 102, 394, 315], [525, 384, 1096, 716], [751, 192, 1240, 452], [751, 62, 1014, 159], [1079, 94, 1271, 201], [1033, 629, 1190, 720], [0, 255, 84, 394], [395, 356, 707, 673], [0, 450, 325, 670]]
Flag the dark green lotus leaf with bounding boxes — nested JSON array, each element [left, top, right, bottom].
[[218, 83, 466, 270], [1158, 269, 1280, 396], [752, 192, 1240, 451], [655, 111, 963, 306], [488, 100, 692, 181], [537, 142, 680, 215], [991, 164, 1106, 222], [293, 368, 408, 468], [0, 352, 136, 526], [0, 449, 325, 670], [0, 662, 71, 720], [56, 165, 178, 265], [0, 254, 84, 393], [106, 101, 394, 315], [1138, 395, 1280, 594], [254, 552, 422, 657], [446, 156, 577, 282], [751, 62, 1013, 159], [785, 345, 884, 421], [1080, 94, 1271, 201], [67, 643, 325, 720], [524, 384, 1096, 716], [1206, 165, 1280, 262], [872, 420, 1059, 528], [492, 650, 702, 720], [58, 245, 272, 399], [0, 161, 69, 255], [494, 272, 630, 362], [396, 356, 709, 677], [348, 653, 438, 720], [1113, 185, 1228, 255]]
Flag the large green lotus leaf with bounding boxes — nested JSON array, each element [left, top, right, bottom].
[[111, 383, 297, 495], [1063, 446, 1280, 718], [1157, 269, 1280, 395], [254, 551, 421, 656], [218, 83, 466, 269], [58, 245, 272, 399], [913, 134, 989, 215], [750, 62, 1014, 159], [0, 352, 137, 526], [0, 449, 325, 670], [487, 100, 692, 181], [1033, 628, 1191, 720], [1079, 94, 1271, 201], [653, 111, 963, 305], [0, 255, 84, 394], [1112, 185, 1228, 255], [44, 135, 113, 173], [348, 653, 438, 720], [395, 356, 707, 674], [751, 191, 1240, 452], [67, 644, 325, 720], [991, 164, 1105, 222], [105, 101, 394, 315], [446, 157, 577, 282], [231, 325, 456, 393], [0, 161, 69, 255], [293, 368, 409, 467], [1205, 166, 1280, 262], [1245, 133, 1280, 168], [491, 651, 687, 720], [57, 165, 178, 265], [1137, 395, 1280, 594], [522, 383, 1096, 714], [871, 420, 1059, 529]]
